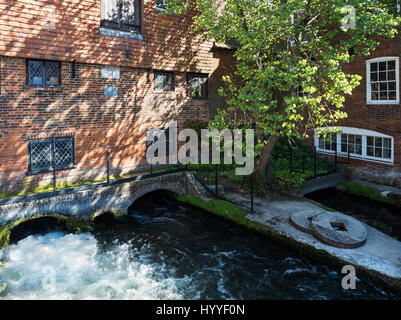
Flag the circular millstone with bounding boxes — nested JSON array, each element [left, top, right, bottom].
[[290, 211, 321, 234], [310, 212, 367, 249]]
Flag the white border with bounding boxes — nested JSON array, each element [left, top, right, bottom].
[[366, 56, 399, 105]]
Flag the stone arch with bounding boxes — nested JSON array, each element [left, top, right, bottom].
[[130, 182, 184, 205]]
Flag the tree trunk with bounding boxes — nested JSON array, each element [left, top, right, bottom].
[[254, 135, 279, 176]]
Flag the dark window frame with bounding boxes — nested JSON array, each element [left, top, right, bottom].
[[146, 128, 171, 157], [101, 0, 142, 34], [156, 0, 166, 9], [26, 59, 62, 87], [154, 70, 175, 92], [28, 137, 75, 173], [187, 73, 209, 99]]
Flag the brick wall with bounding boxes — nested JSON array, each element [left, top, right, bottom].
[[0, 59, 209, 192], [209, 46, 241, 119], [0, 0, 214, 192], [0, 0, 213, 73], [325, 35, 401, 185]]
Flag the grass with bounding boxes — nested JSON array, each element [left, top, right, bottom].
[[339, 180, 401, 208], [271, 138, 335, 189]]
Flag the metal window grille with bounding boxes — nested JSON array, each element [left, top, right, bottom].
[[29, 137, 74, 171], [156, 0, 166, 9], [187, 73, 208, 99], [154, 71, 174, 92], [27, 60, 61, 86], [146, 129, 170, 157], [101, 0, 141, 33]]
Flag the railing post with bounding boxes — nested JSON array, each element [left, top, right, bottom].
[[250, 173, 254, 213], [314, 146, 317, 178], [107, 146, 110, 184], [214, 164, 218, 198], [51, 138, 56, 194], [334, 147, 338, 173]]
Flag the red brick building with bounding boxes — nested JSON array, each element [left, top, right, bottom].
[[0, 0, 221, 192], [314, 34, 401, 186]]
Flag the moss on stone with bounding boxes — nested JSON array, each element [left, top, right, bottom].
[[318, 204, 336, 212], [176, 195, 247, 221], [111, 209, 128, 218], [340, 181, 400, 208], [0, 213, 93, 249], [175, 194, 401, 293]]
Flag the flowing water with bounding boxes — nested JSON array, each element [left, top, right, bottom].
[[306, 188, 401, 240], [0, 191, 399, 300]]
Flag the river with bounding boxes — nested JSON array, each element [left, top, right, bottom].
[[0, 191, 399, 299]]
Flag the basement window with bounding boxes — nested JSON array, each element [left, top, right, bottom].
[[317, 132, 337, 152], [366, 57, 399, 104], [187, 73, 208, 99], [29, 137, 74, 172], [154, 71, 174, 92], [315, 127, 394, 164], [27, 59, 61, 87]]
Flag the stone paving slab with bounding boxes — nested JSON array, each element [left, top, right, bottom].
[[246, 198, 401, 286], [310, 212, 367, 249]]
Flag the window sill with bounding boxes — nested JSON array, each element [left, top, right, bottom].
[[154, 90, 175, 94], [24, 85, 64, 89], [100, 27, 143, 41], [26, 165, 76, 176], [316, 149, 393, 165], [366, 101, 399, 105]]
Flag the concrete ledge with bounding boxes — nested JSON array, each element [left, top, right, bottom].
[[0, 171, 205, 225], [300, 170, 351, 195]]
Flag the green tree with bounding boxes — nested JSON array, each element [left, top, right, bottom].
[[165, 0, 399, 175]]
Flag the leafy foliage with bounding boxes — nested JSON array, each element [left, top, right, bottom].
[[164, 0, 400, 170]]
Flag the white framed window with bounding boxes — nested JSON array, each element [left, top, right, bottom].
[[315, 127, 394, 164], [366, 136, 392, 161], [366, 57, 399, 105], [340, 133, 362, 156], [317, 132, 337, 152]]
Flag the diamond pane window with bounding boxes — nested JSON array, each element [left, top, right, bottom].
[[156, 0, 166, 9], [30, 140, 52, 171], [27, 59, 61, 86], [187, 73, 208, 99], [154, 71, 174, 92], [146, 128, 170, 157], [29, 137, 74, 172]]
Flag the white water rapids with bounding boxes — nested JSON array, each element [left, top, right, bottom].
[[0, 232, 182, 300]]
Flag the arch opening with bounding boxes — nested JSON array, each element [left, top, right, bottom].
[[8, 216, 67, 245], [127, 189, 179, 216]]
